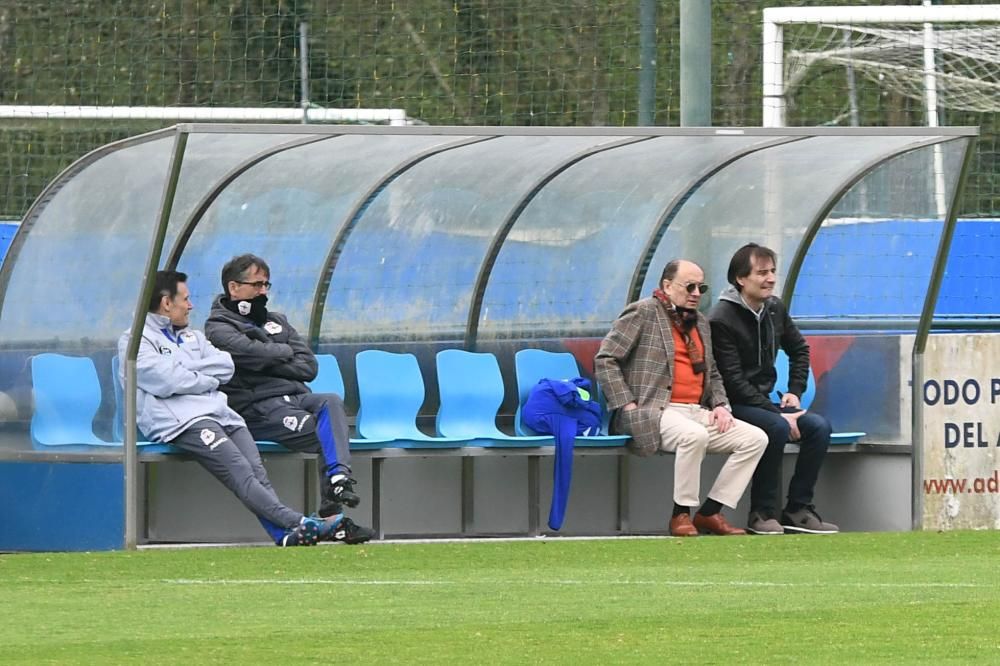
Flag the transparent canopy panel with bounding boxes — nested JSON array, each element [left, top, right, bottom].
[[0, 127, 977, 355], [640, 135, 953, 303], [161, 132, 303, 258], [477, 135, 778, 340], [0, 131, 296, 347], [176, 134, 477, 330], [793, 138, 970, 324], [0, 134, 172, 348], [320, 135, 625, 342]]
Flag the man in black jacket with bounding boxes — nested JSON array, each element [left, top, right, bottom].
[[205, 254, 373, 544], [708, 243, 838, 535]]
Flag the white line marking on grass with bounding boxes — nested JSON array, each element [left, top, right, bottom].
[[160, 578, 989, 589], [138, 535, 668, 550], [165, 579, 450, 586]]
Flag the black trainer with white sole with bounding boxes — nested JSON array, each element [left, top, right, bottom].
[[330, 517, 375, 545]]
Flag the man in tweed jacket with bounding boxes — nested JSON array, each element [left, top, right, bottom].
[[595, 259, 767, 536]]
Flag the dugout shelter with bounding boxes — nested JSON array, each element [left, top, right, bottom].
[[0, 124, 981, 550]]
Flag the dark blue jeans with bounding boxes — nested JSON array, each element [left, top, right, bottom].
[[731, 404, 832, 515]]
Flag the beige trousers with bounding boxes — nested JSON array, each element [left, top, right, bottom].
[[658, 403, 768, 509]]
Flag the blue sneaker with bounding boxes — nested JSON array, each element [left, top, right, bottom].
[[279, 516, 321, 547]]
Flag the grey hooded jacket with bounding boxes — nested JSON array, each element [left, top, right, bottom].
[[118, 312, 244, 442]]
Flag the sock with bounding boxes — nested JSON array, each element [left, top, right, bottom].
[[699, 498, 723, 516], [328, 468, 352, 483], [315, 404, 343, 473], [785, 502, 806, 514], [672, 503, 690, 518], [257, 516, 289, 545]]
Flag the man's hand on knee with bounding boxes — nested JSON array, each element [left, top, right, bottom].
[[709, 405, 734, 433], [780, 411, 805, 441]]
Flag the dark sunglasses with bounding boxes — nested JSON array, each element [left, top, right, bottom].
[[682, 282, 709, 294]]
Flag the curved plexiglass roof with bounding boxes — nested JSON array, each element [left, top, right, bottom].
[[0, 125, 977, 352]]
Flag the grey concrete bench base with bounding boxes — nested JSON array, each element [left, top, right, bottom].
[[352, 446, 630, 539], [0, 440, 911, 542]]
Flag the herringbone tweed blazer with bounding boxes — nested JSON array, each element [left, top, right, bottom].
[[594, 297, 729, 456]]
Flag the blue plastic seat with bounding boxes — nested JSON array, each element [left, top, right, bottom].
[[769, 349, 865, 445], [33, 353, 168, 453], [769, 349, 817, 409], [436, 349, 554, 447], [111, 354, 160, 446], [30, 353, 117, 450], [305, 352, 380, 450], [307, 353, 346, 398], [355, 350, 469, 449], [513, 349, 628, 447], [111, 354, 127, 443]]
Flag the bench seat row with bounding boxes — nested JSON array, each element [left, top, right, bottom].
[[28, 349, 628, 453]]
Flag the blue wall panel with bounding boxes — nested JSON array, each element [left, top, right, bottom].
[[0, 462, 124, 551], [0, 222, 17, 269], [795, 219, 1000, 318]]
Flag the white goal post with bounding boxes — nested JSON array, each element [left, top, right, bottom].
[[762, 3, 1000, 128], [0, 105, 411, 126], [763, 4, 1000, 216]]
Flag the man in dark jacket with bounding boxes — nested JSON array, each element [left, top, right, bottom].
[[708, 243, 838, 535], [204, 254, 373, 544]]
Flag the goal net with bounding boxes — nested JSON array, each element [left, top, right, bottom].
[[763, 4, 1000, 127], [789, 23, 1000, 114]]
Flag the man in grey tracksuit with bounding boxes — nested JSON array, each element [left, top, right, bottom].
[[204, 254, 372, 546], [118, 269, 348, 546]]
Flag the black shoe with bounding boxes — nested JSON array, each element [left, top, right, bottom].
[[329, 516, 375, 545], [318, 499, 343, 519], [324, 473, 361, 508]]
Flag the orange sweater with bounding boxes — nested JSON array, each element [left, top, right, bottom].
[[670, 325, 704, 404]]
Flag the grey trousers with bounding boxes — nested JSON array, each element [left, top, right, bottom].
[[171, 419, 303, 529], [243, 392, 352, 478]]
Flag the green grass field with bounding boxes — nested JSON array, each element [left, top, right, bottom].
[[2, 531, 998, 664]]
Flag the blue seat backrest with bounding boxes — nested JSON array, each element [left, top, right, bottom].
[[308, 354, 346, 398], [769, 349, 817, 409], [514, 349, 581, 409], [436, 349, 506, 439], [355, 350, 427, 440], [31, 353, 107, 447], [111, 355, 124, 442], [112, 354, 151, 443], [514, 349, 584, 436]]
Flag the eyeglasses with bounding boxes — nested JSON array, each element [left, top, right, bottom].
[[682, 282, 709, 294], [235, 280, 272, 290]]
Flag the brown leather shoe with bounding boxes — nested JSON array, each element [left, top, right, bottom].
[[693, 512, 746, 536], [669, 513, 699, 537]]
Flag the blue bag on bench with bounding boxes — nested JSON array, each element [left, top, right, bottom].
[[522, 377, 601, 530]]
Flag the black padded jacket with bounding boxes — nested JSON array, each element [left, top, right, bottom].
[[204, 295, 318, 413], [707, 285, 810, 414]]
